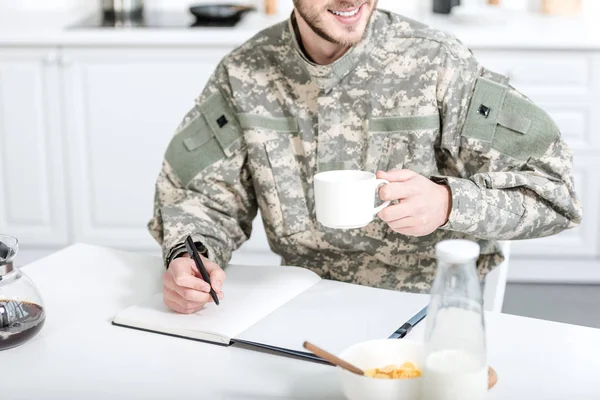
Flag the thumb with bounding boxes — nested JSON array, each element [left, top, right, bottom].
[[377, 169, 416, 182]]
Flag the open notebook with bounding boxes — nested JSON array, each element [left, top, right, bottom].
[[112, 265, 430, 360]]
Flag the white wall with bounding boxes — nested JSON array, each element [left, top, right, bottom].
[[0, 0, 420, 13], [0, 0, 78, 9], [1, 0, 597, 15]]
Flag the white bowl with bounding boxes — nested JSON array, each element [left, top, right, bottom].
[[338, 339, 423, 400]]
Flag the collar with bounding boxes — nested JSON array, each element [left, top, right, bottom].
[[287, 9, 380, 92]]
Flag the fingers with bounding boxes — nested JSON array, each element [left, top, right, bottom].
[[209, 267, 226, 293], [381, 211, 437, 237], [375, 170, 448, 238], [163, 286, 206, 314], [392, 225, 431, 237], [378, 202, 413, 223], [163, 271, 224, 314], [164, 275, 213, 303], [174, 274, 212, 292], [376, 169, 417, 183], [377, 201, 432, 236], [388, 216, 419, 231], [170, 256, 226, 294], [163, 254, 228, 314], [203, 257, 226, 294], [378, 182, 414, 202], [169, 257, 211, 292]]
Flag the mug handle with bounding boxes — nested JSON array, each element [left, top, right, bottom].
[[373, 179, 391, 215]]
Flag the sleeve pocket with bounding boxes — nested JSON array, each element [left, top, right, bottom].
[[462, 76, 560, 161], [200, 91, 244, 157], [165, 91, 243, 187]]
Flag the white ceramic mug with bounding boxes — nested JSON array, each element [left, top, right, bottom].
[[314, 170, 390, 229]]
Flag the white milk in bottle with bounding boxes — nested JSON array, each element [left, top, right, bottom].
[[423, 349, 488, 400], [421, 240, 489, 400]]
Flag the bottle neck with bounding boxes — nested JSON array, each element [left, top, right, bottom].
[[432, 258, 483, 303]]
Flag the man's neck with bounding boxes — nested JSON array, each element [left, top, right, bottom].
[[293, 10, 351, 65]]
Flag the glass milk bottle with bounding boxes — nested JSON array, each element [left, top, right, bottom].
[[422, 239, 488, 400]]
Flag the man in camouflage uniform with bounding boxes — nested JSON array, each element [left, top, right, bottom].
[[148, 0, 582, 314]]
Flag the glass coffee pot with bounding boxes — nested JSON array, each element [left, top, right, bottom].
[[0, 234, 46, 350]]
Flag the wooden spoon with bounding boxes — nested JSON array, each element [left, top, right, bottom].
[[303, 341, 364, 376], [488, 366, 498, 390]]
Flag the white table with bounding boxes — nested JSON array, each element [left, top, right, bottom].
[[2, 244, 599, 400]]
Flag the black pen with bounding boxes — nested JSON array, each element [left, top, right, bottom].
[[184, 235, 219, 306], [389, 305, 428, 339]]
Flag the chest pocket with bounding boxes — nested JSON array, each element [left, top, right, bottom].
[[365, 114, 440, 175], [239, 114, 311, 237]]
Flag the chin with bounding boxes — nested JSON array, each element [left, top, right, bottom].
[[337, 31, 365, 45], [329, 23, 369, 46], [325, 4, 373, 45]]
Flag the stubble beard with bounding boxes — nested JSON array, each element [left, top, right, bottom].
[[293, 0, 377, 46]]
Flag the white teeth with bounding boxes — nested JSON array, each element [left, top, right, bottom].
[[330, 7, 360, 17]]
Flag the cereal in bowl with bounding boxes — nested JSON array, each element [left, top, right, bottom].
[[364, 362, 422, 379]]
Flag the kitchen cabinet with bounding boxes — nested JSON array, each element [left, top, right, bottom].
[[61, 47, 230, 251], [0, 47, 69, 246], [594, 54, 600, 96]]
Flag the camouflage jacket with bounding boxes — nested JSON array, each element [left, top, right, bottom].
[[148, 9, 582, 293]]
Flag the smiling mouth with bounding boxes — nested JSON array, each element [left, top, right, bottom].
[[328, 7, 361, 17]]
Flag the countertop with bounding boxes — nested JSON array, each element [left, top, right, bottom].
[[1, 7, 600, 49], [3, 243, 600, 400]]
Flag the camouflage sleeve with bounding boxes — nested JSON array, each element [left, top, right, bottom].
[[147, 61, 258, 268], [431, 41, 583, 240]]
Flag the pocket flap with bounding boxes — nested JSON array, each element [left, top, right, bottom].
[[165, 90, 243, 186], [165, 112, 226, 186], [239, 114, 299, 132], [183, 130, 212, 151], [492, 91, 560, 160], [368, 114, 440, 132], [497, 108, 532, 135]]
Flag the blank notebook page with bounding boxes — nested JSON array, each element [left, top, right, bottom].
[[235, 279, 430, 353], [113, 265, 322, 341]]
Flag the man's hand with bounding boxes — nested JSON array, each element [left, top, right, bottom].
[[163, 254, 225, 314], [376, 169, 452, 237]]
